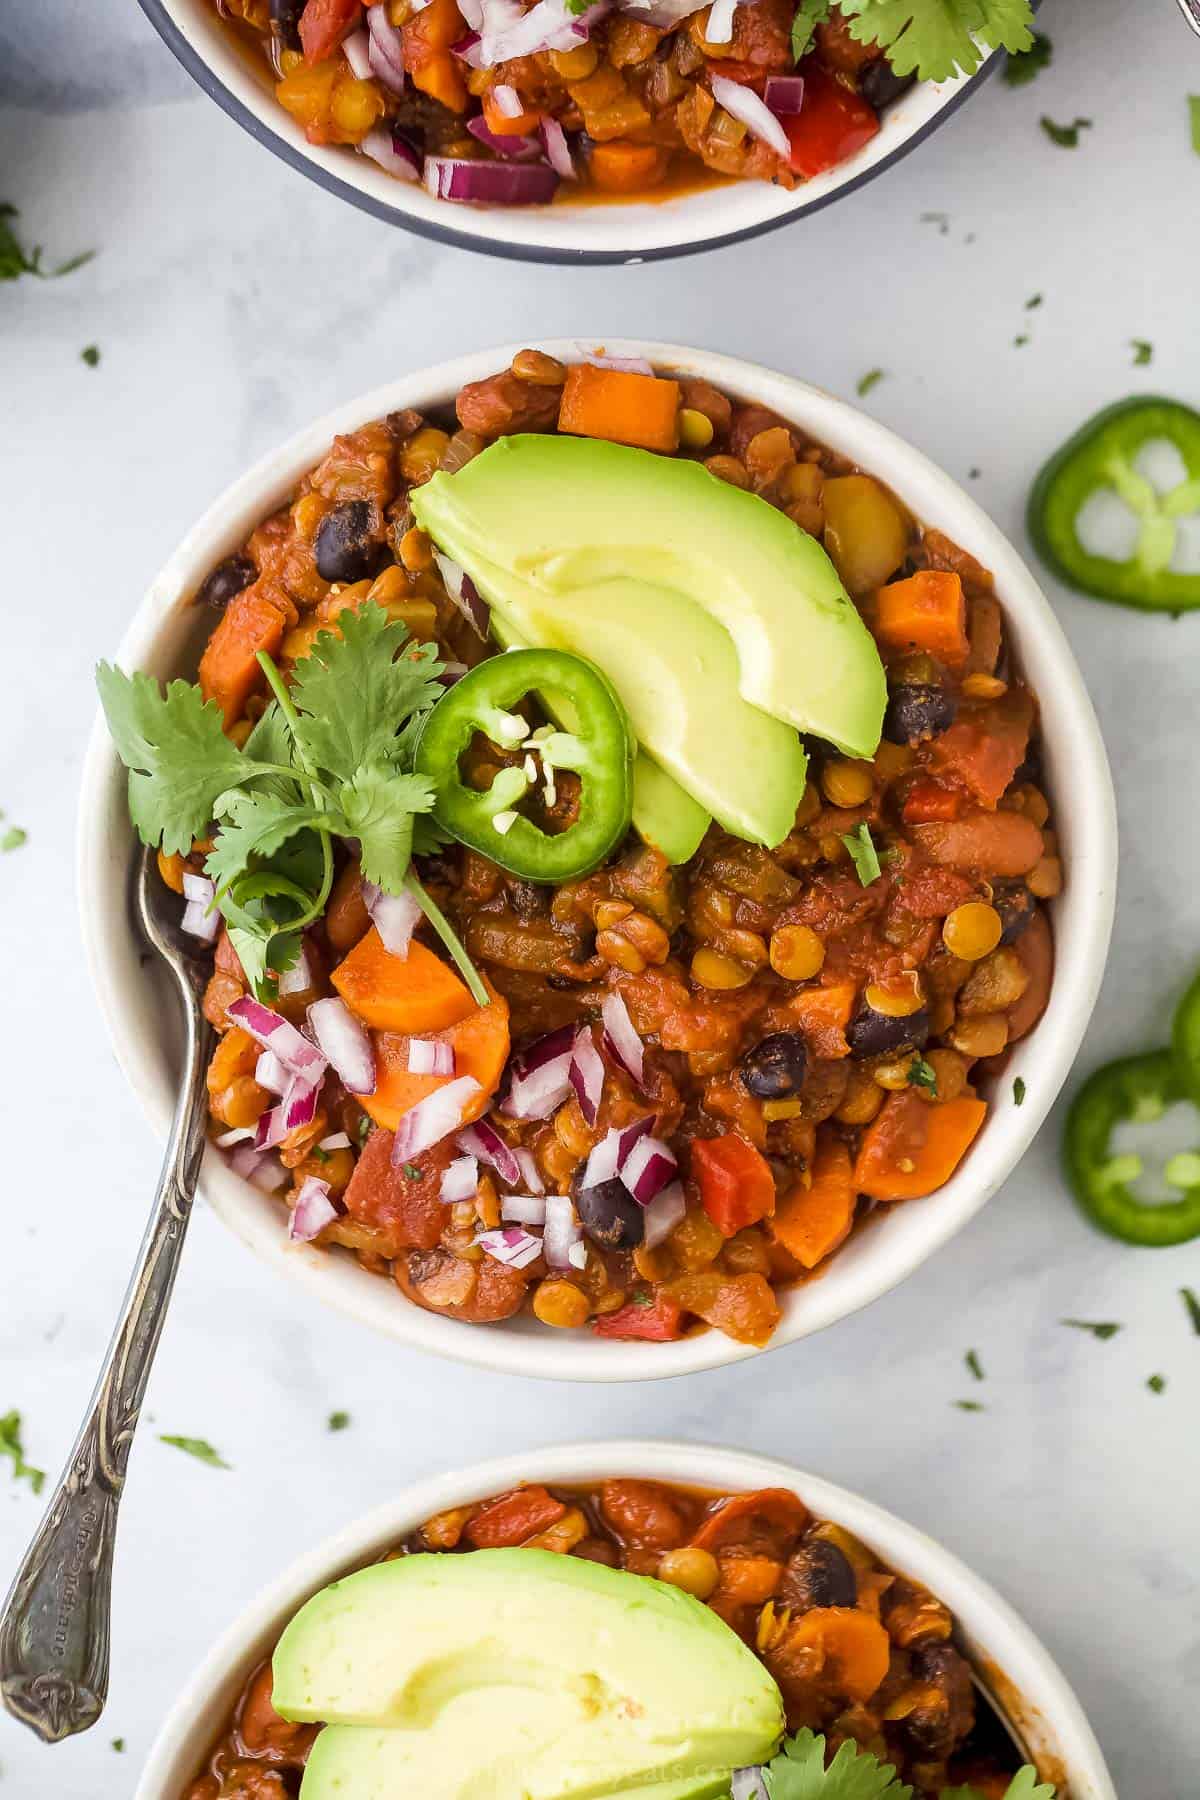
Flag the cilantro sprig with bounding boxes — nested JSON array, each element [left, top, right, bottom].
[[788, 1, 1035, 82], [0, 1410, 45, 1494], [97, 603, 485, 1005], [0, 203, 94, 281], [751, 1728, 1055, 1800]]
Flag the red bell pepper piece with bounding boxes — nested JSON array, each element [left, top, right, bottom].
[[691, 1135, 776, 1237], [902, 779, 963, 825], [593, 1293, 684, 1341], [785, 60, 879, 179]]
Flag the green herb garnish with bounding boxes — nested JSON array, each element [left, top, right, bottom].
[[790, 0, 829, 62], [954, 1399, 985, 1413], [821, 1, 1036, 82], [840, 821, 883, 887], [751, 1728, 1053, 1797], [1003, 30, 1052, 86], [1013, 333, 1031, 348], [0, 203, 95, 281], [81, 344, 101, 368], [856, 369, 885, 398], [0, 1411, 45, 1494], [1, 823, 27, 852], [1061, 1318, 1122, 1341], [97, 602, 485, 1006], [1040, 115, 1091, 148], [328, 1410, 351, 1431], [1012, 1076, 1026, 1105], [1025, 293, 1043, 310], [1147, 1373, 1167, 1395], [1181, 1285, 1200, 1334], [112, 1738, 126, 1753], [965, 1348, 984, 1381], [1189, 96, 1200, 156], [159, 1435, 230, 1469], [403, 1162, 423, 1180], [907, 1057, 938, 1096], [1130, 339, 1153, 367]]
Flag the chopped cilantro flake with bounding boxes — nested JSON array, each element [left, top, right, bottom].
[[112, 1738, 126, 1753], [1130, 338, 1153, 366], [0, 203, 95, 282], [0, 1410, 45, 1494], [159, 1434, 230, 1469], [968, 466, 982, 480], [1181, 1286, 1200, 1334], [856, 368, 886, 398], [1, 824, 27, 852], [1025, 293, 1043, 309], [907, 1057, 938, 1096], [1190, 96, 1200, 156], [1061, 1318, 1122, 1341], [328, 1410, 351, 1432], [1014, 333, 1031, 348], [631, 1291, 654, 1308], [789, 0, 829, 63], [954, 1399, 985, 1412], [1040, 115, 1092, 148], [81, 344, 101, 368], [840, 821, 883, 887], [921, 210, 950, 235], [403, 1162, 422, 1180], [1003, 30, 1052, 85], [965, 1349, 985, 1382], [1013, 1076, 1026, 1106], [1147, 1374, 1167, 1395]]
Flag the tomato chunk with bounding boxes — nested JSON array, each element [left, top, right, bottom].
[[691, 1135, 776, 1237], [785, 60, 879, 179], [464, 1485, 566, 1547], [299, 0, 362, 63], [593, 1293, 685, 1341]]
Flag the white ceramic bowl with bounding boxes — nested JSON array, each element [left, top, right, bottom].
[[136, 0, 1015, 265], [133, 1439, 1116, 1798], [78, 339, 1117, 1383]]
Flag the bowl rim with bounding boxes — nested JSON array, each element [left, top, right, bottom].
[[135, 0, 1015, 266], [77, 338, 1118, 1385], [132, 1437, 1117, 1799]]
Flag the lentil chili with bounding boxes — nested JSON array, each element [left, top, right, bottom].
[[161, 347, 1060, 1347]]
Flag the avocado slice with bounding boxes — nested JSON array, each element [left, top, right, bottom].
[[489, 610, 711, 864], [274, 1549, 782, 1798], [412, 433, 887, 760]]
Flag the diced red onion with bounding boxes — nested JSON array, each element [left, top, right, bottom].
[[502, 1025, 577, 1120], [181, 897, 221, 943], [501, 1192, 548, 1225], [423, 155, 559, 206], [289, 1176, 338, 1243], [491, 81, 523, 116], [539, 116, 576, 179], [451, 28, 482, 56], [342, 26, 372, 77], [710, 74, 790, 158], [642, 1179, 686, 1250], [276, 945, 313, 997], [731, 1771, 769, 1800], [616, 0, 703, 25], [462, 0, 602, 64], [362, 881, 422, 957], [319, 1131, 352, 1151], [704, 0, 736, 43], [617, 1114, 655, 1163], [249, 1156, 289, 1194], [361, 126, 421, 181], [228, 996, 326, 1077], [307, 997, 376, 1096], [600, 991, 645, 1088], [182, 871, 215, 906], [255, 1049, 290, 1095], [466, 115, 544, 159], [542, 1193, 583, 1269], [568, 1026, 606, 1127], [431, 550, 492, 637], [391, 1076, 482, 1164], [229, 1141, 264, 1179], [255, 1074, 323, 1152], [582, 1118, 652, 1191], [476, 1225, 542, 1269], [584, 352, 656, 376], [408, 1038, 456, 1077], [441, 1153, 480, 1203], [458, 1119, 522, 1186], [215, 1125, 255, 1148], [763, 74, 805, 114], [367, 2, 408, 91], [621, 1133, 678, 1205], [567, 1240, 587, 1270], [514, 1147, 544, 1194]]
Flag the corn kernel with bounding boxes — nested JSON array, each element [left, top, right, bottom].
[[961, 672, 1008, 700], [511, 348, 568, 386], [763, 1098, 805, 1121]]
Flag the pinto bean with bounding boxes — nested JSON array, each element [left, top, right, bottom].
[[456, 371, 562, 438], [1005, 906, 1052, 1041], [397, 1248, 531, 1322], [909, 811, 1044, 878], [237, 1664, 314, 1762], [599, 1478, 688, 1548]]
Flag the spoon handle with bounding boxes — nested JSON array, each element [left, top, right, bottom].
[[1178, 0, 1200, 38], [0, 979, 212, 1742]]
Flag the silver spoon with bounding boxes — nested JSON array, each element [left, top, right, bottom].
[[969, 1662, 1038, 1769], [1177, 0, 1200, 38], [0, 845, 214, 1742]]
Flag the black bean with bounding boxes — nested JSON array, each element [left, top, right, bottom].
[[858, 57, 915, 110], [573, 1176, 644, 1251], [779, 1540, 858, 1612], [195, 553, 256, 611], [739, 1031, 808, 1100], [883, 682, 958, 746], [993, 882, 1036, 945], [846, 1004, 930, 1060], [269, 0, 303, 47], [315, 500, 380, 584]]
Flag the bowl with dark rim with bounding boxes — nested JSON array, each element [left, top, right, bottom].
[[78, 339, 1116, 1383], [136, 0, 1032, 264]]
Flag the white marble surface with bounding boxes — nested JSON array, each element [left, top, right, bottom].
[[2, 0, 1200, 1792]]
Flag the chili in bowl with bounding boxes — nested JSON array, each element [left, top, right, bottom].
[[135, 0, 1039, 262], [79, 341, 1116, 1381], [134, 1442, 1115, 1800]]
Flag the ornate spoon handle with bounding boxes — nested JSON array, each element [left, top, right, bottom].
[[1177, 0, 1200, 38], [0, 980, 211, 1742]]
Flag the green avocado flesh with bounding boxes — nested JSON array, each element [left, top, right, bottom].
[[273, 1548, 784, 1800], [412, 433, 886, 765]]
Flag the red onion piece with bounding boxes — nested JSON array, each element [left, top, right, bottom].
[[710, 74, 790, 158], [367, 3, 408, 90], [584, 352, 656, 375], [466, 115, 544, 158], [276, 944, 313, 997], [255, 1050, 290, 1095], [249, 1157, 289, 1195], [568, 1026, 606, 1127], [256, 1073, 324, 1151], [458, 1119, 522, 1186], [763, 74, 805, 114], [581, 1125, 622, 1191], [704, 0, 736, 42], [319, 1131, 353, 1151], [342, 25, 373, 77], [408, 1038, 456, 1077], [568, 1240, 587, 1270], [289, 1176, 337, 1243], [441, 1153, 480, 1203], [542, 1193, 583, 1269], [215, 1125, 255, 1148], [642, 1178, 686, 1250], [228, 996, 327, 1078], [229, 1141, 263, 1179], [362, 881, 422, 957], [501, 1192, 548, 1225], [514, 1147, 545, 1195], [391, 1076, 482, 1164], [539, 116, 576, 179], [601, 991, 645, 1087], [431, 550, 492, 636], [616, 0, 702, 25], [491, 81, 523, 115], [476, 1226, 542, 1269], [182, 871, 215, 906], [362, 126, 421, 180], [452, 28, 482, 56], [616, 1115, 655, 1164], [307, 997, 376, 1096], [621, 1133, 678, 1205], [423, 155, 559, 206], [503, 1025, 577, 1120], [181, 897, 220, 943]]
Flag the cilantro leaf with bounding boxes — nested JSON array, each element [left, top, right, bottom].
[[790, 0, 832, 62], [1040, 115, 1091, 148], [96, 665, 252, 855], [907, 1056, 938, 1095], [856, 369, 886, 397], [1130, 338, 1153, 366], [1013, 1076, 1026, 1105], [764, 1729, 912, 1800], [941, 1774, 1056, 1800], [1002, 29, 1051, 85], [1, 822, 27, 852], [1190, 95, 1200, 156], [965, 1348, 985, 1380], [841, 821, 884, 886], [205, 788, 331, 900], [1061, 1318, 1122, 1340], [336, 764, 437, 893], [159, 1435, 230, 1469], [0, 1410, 45, 1494], [81, 344, 101, 368], [290, 604, 443, 787], [0, 202, 95, 281], [839, 0, 1034, 83], [328, 1410, 351, 1431], [1180, 1286, 1200, 1333], [1147, 1373, 1167, 1394]]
